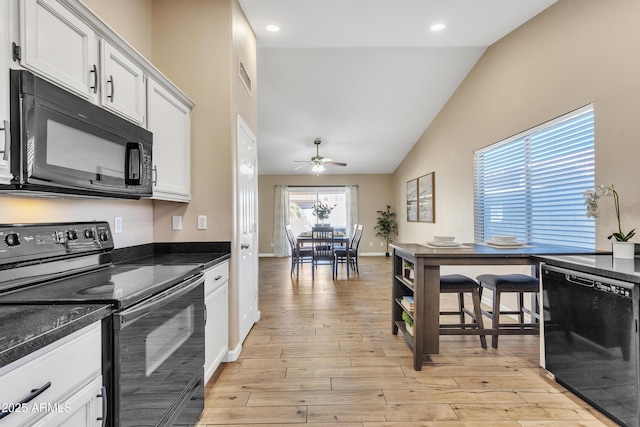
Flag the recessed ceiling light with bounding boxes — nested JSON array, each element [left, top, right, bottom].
[[266, 25, 280, 32], [430, 23, 446, 31]]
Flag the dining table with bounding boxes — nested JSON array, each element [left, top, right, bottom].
[[296, 231, 350, 278], [390, 241, 602, 370]]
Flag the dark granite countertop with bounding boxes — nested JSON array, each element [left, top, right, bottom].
[[535, 254, 640, 284], [0, 304, 112, 370]]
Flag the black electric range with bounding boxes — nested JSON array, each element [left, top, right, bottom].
[[0, 221, 206, 427]]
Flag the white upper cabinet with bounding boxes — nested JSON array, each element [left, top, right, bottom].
[[14, 0, 194, 200], [20, 0, 98, 100], [147, 78, 191, 202], [0, 0, 12, 184], [100, 40, 146, 125]]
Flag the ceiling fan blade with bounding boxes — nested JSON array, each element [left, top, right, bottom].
[[325, 161, 347, 167], [294, 163, 311, 170]]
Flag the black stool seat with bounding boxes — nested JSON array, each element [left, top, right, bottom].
[[440, 274, 479, 290], [476, 273, 540, 349], [439, 274, 487, 349], [476, 274, 539, 290]]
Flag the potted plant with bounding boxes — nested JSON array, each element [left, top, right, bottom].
[[402, 310, 414, 336], [584, 184, 636, 258], [312, 202, 336, 224], [403, 260, 414, 280], [374, 205, 398, 256]]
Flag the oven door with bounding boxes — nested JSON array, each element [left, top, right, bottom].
[[112, 273, 205, 427]]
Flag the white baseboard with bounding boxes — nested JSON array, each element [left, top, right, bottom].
[[224, 342, 242, 362]]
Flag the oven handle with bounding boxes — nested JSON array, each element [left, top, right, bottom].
[[114, 273, 203, 329]]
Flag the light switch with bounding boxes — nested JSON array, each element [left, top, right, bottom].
[[172, 216, 182, 230], [197, 215, 207, 230]]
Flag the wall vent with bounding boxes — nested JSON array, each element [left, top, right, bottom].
[[239, 60, 252, 96]]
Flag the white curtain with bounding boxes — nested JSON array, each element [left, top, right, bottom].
[[345, 185, 359, 235], [273, 185, 290, 257]]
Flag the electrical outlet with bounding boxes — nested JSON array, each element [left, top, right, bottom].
[[197, 215, 207, 230], [114, 217, 123, 234], [380, 241, 384, 246], [369, 241, 373, 246], [172, 216, 182, 230]]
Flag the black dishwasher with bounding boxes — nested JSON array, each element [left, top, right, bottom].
[[542, 264, 639, 427]]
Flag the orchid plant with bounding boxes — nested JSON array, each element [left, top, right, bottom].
[[584, 184, 636, 242]]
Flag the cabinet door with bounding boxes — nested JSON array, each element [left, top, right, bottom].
[[30, 376, 105, 427], [147, 78, 191, 202], [205, 279, 229, 384], [20, 0, 98, 100], [100, 40, 145, 125], [0, 0, 12, 184]]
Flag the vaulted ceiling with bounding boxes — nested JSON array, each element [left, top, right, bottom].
[[238, 0, 558, 175]]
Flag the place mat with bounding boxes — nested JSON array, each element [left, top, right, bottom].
[[422, 243, 473, 249], [483, 242, 533, 249]]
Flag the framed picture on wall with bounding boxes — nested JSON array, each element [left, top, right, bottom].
[[418, 172, 435, 223], [406, 179, 418, 222]]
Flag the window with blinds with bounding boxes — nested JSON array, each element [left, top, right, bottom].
[[474, 105, 595, 249]]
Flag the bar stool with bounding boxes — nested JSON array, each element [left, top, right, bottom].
[[476, 273, 540, 348], [439, 274, 487, 349]]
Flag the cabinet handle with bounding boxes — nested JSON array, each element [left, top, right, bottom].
[[241, 243, 249, 249], [204, 305, 208, 326], [152, 165, 158, 186], [96, 385, 108, 427], [90, 64, 98, 94], [107, 75, 114, 101], [0, 381, 51, 420], [214, 275, 223, 281], [0, 120, 9, 161]]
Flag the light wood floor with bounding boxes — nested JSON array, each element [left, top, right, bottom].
[[197, 256, 618, 426]]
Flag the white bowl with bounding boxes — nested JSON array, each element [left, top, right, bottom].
[[433, 235, 455, 242], [491, 235, 518, 243]]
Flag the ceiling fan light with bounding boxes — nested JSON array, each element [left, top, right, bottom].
[[312, 164, 325, 173]]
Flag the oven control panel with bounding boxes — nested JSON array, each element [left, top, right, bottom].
[[0, 221, 113, 266]]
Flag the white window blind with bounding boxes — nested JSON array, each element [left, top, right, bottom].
[[474, 106, 595, 249]]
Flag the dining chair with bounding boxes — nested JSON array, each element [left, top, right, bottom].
[[311, 226, 335, 280], [285, 225, 312, 275], [334, 224, 364, 275]]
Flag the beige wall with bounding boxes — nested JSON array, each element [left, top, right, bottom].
[[81, 0, 152, 59], [150, 0, 234, 242], [393, 0, 640, 252], [149, 0, 257, 352], [258, 174, 394, 255]]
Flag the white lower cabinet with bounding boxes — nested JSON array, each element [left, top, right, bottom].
[[0, 321, 104, 427], [204, 261, 229, 383]]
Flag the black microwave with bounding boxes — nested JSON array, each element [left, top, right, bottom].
[[2, 70, 152, 199]]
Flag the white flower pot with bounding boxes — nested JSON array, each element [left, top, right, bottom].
[[612, 241, 635, 259], [405, 323, 414, 336]]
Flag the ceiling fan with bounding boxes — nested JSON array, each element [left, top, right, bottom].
[[294, 139, 347, 173]]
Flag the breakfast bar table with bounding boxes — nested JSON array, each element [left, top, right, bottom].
[[390, 242, 600, 370]]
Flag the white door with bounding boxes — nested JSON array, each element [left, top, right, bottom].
[[236, 115, 258, 343]]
